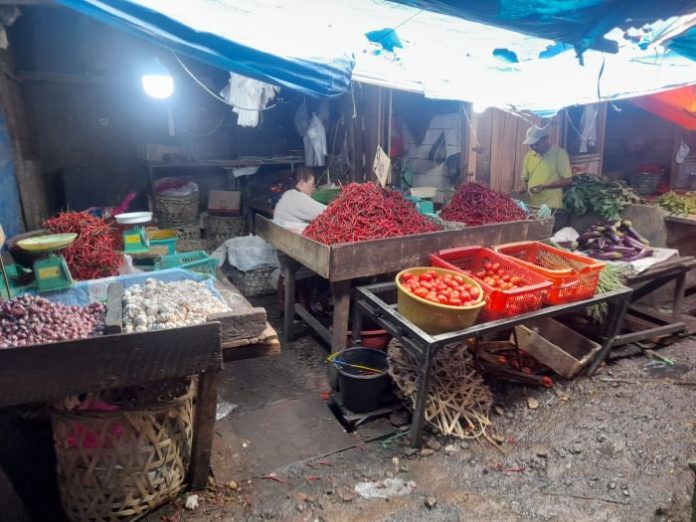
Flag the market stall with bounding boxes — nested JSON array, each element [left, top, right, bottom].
[[257, 215, 554, 351]]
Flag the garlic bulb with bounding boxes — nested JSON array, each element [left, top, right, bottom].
[[122, 279, 230, 332]]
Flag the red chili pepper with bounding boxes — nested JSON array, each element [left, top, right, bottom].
[[440, 183, 526, 225], [304, 183, 440, 245]]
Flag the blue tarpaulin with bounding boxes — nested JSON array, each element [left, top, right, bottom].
[[386, 1, 696, 56], [57, 0, 355, 97]]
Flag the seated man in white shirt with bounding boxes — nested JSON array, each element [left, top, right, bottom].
[[273, 167, 326, 231]]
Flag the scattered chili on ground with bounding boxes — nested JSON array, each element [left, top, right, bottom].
[[303, 183, 440, 245], [440, 183, 527, 225], [44, 212, 123, 280]]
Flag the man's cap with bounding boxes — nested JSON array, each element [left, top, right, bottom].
[[522, 125, 549, 145]]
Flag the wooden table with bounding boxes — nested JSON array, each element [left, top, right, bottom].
[[353, 282, 632, 447], [0, 324, 222, 490], [613, 255, 696, 346], [256, 215, 555, 351]]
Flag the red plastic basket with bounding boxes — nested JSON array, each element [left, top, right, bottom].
[[494, 241, 604, 305], [430, 246, 552, 321]]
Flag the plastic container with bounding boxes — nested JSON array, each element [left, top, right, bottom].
[[155, 251, 217, 277], [495, 241, 604, 305], [333, 348, 389, 413], [396, 267, 485, 335], [148, 229, 178, 255], [430, 246, 551, 321]]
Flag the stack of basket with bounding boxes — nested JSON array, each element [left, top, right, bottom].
[[204, 214, 245, 246], [154, 181, 201, 242]]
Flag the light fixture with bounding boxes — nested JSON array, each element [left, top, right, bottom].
[[142, 57, 174, 99]]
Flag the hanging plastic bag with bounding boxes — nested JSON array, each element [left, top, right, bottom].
[[220, 73, 279, 128], [304, 113, 327, 167]]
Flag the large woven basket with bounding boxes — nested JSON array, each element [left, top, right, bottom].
[[204, 215, 245, 244], [155, 192, 199, 228], [228, 266, 278, 296], [51, 386, 194, 521]]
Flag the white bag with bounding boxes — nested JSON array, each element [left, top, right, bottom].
[[212, 235, 279, 272]]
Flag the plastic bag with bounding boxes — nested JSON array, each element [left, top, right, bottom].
[[304, 113, 327, 167], [214, 235, 279, 272], [154, 177, 199, 197], [221, 73, 279, 128]]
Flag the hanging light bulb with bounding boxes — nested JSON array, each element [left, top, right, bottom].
[[142, 57, 174, 99]]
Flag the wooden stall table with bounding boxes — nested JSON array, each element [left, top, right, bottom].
[[353, 283, 633, 447], [256, 215, 555, 352], [613, 255, 696, 346], [0, 323, 222, 491]]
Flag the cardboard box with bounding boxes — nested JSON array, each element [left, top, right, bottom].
[[208, 190, 241, 216]]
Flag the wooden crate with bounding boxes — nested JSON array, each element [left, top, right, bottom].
[[514, 317, 600, 378]]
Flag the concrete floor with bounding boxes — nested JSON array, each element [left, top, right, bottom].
[[147, 297, 696, 522]]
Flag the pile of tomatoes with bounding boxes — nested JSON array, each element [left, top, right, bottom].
[[401, 270, 482, 307], [462, 261, 524, 291]]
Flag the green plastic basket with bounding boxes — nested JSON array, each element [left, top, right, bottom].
[[154, 251, 217, 277]]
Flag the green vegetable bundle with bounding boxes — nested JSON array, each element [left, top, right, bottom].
[[587, 263, 629, 322], [656, 191, 696, 216], [564, 175, 642, 220]]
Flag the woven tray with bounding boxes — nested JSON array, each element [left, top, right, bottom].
[[51, 385, 194, 521]]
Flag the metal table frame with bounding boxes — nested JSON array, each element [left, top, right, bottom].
[[352, 283, 633, 447]]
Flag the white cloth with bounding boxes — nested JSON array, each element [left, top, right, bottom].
[[303, 113, 327, 167], [273, 189, 326, 231], [579, 105, 598, 153], [220, 73, 279, 128]]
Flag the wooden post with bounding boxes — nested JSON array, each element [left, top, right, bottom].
[[282, 260, 298, 346], [330, 281, 352, 351], [189, 369, 220, 490]]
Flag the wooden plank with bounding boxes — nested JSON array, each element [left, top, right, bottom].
[[222, 339, 281, 362], [295, 303, 332, 345], [500, 112, 519, 193], [255, 216, 331, 278], [208, 307, 267, 345], [104, 283, 123, 334], [475, 108, 493, 184], [330, 281, 352, 350], [329, 218, 554, 281], [189, 368, 220, 490], [613, 323, 686, 346], [0, 323, 221, 407], [489, 109, 506, 191]]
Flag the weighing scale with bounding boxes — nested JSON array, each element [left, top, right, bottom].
[[115, 211, 153, 254], [15, 233, 77, 292]]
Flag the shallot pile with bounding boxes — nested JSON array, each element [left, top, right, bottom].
[[303, 183, 440, 245], [0, 295, 105, 348], [44, 211, 123, 280], [440, 183, 527, 225], [122, 279, 230, 333]]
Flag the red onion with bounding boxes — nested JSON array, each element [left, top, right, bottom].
[[0, 295, 105, 348]]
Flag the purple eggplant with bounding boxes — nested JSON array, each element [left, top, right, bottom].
[[621, 220, 650, 245], [622, 248, 653, 262], [586, 250, 624, 261], [622, 235, 646, 250], [606, 228, 622, 244]]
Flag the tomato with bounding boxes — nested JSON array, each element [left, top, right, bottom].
[[436, 283, 448, 292], [450, 290, 460, 298], [497, 355, 507, 365], [413, 287, 428, 298], [492, 262, 501, 271], [437, 294, 449, 304], [483, 261, 493, 271], [448, 297, 462, 306], [501, 274, 511, 282], [460, 290, 471, 301], [496, 269, 505, 277], [510, 276, 522, 286], [406, 278, 419, 288], [426, 291, 437, 300], [419, 272, 433, 282], [426, 269, 438, 277], [475, 270, 486, 279], [402, 272, 415, 281], [469, 287, 480, 299], [453, 275, 464, 284]]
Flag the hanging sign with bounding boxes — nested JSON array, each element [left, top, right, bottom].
[[373, 146, 391, 187]]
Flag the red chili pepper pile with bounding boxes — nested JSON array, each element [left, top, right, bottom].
[[44, 212, 123, 280], [440, 183, 527, 225], [303, 183, 440, 245]]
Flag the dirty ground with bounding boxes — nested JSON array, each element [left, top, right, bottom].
[[145, 297, 696, 522]]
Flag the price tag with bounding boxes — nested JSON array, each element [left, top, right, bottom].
[[373, 146, 391, 188]]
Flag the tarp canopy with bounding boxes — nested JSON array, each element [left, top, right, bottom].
[[631, 86, 696, 130], [56, 0, 696, 117], [385, 1, 696, 56], [56, 0, 355, 97]]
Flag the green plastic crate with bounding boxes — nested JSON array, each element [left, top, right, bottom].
[[154, 251, 217, 277]]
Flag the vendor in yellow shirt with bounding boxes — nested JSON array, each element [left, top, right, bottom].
[[521, 125, 573, 208]]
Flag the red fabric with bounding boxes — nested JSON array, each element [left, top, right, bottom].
[[631, 86, 696, 130]]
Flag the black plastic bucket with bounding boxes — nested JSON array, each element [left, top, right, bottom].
[[334, 348, 389, 413]]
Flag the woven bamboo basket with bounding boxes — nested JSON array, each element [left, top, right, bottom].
[[204, 215, 245, 243], [51, 386, 194, 521], [228, 266, 277, 297], [155, 192, 199, 228]]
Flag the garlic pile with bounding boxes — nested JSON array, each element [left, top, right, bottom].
[[122, 279, 230, 333]]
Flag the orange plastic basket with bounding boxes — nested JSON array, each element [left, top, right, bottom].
[[430, 246, 552, 321], [494, 241, 604, 305]]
